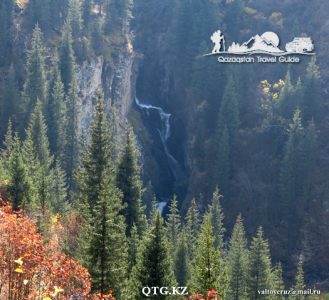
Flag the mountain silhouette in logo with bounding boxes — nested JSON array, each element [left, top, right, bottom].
[[228, 33, 284, 54]]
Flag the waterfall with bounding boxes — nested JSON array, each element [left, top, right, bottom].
[[135, 97, 185, 213]]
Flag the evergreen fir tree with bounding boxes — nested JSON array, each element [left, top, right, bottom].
[[62, 76, 80, 185], [226, 215, 249, 300], [302, 57, 321, 122], [214, 125, 230, 194], [248, 227, 272, 300], [60, 24, 76, 93], [22, 25, 47, 127], [47, 60, 66, 154], [116, 125, 146, 235], [174, 231, 190, 286], [166, 195, 181, 252], [1, 120, 14, 167], [289, 256, 305, 300], [8, 135, 32, 210], [188, 213, 224, 296], [67, 0, 83, 38], [25, 102, 54, 213], [89, 176, 128, 297], [77, 91, 110, 208], [50, 160, 69, 214], [129, 213, 176, 300], [26, 101, 53, 168], [209, 187, 225, 252], [185, 198, 201, 259], [270, 263, 285, 300]]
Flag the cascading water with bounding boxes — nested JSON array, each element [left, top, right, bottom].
[[135, 97, 185, 212]]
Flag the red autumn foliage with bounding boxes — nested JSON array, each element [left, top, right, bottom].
[[0, 196, 116, 300], [189, 289, 223, 300]]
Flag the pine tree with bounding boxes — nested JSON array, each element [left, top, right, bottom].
[[47, 60, 66, 154], [248, 227, 272, 300], [8, 135, 32, 210], [289, 256, 305, 300], [116, 126, 146, 235], [188, 213, 224, 296], [166, 195, 181, 252], [270, 263, 285, 300], [67, 0, 83, 38], [60, 24, 76, 93], [89, 176, 128, 297], [77, 92, 110, 208], [209, 187, 225, 252], [22, 25, 47, 127], [129, 213, 176, 300], [226, 215, 249, 300]]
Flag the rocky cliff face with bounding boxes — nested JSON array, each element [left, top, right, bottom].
[[76, 45, 137, 136]]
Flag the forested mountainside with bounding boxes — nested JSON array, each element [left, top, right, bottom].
[[0, 0, 329, 299]]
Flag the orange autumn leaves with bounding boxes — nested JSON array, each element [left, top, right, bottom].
[[0, 196, 100, 300]]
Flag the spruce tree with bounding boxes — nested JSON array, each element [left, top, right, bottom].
[[116, 126, 146, 235], [270, 263, 285, 300], [60, 24, 76, 93], [209, 187, 225, 252], [8, 135, 32, 210], [302, 57, 321, 122], [47, 60, 66, 154], [50, 160, 69, 214], [214, 74, 239, 194], [1, 120, 14, 168], [174, 231, 190, 286], [77, 91, 110, 208], [289, 256, 305, 300], [248, 227, 272, 300], [214, 126, 230, 194], [62, 76, 80, 185], [22, 25, 47, 127], [185, 198, 201, 258], [25, 103, 53, 213], [129, 213, 176, 300], [26, 101, 53, 168], [166, 195, 181, 252], [188, 213, 224, 296], [89, 176, 128, 297], [67, 0, 83, 38], [226, 215, 249, 300]]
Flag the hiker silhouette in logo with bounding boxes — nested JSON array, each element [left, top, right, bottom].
[[211, 30, 224, 53]]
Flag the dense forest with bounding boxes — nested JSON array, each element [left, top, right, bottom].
[[0, 0, 329, 299]]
